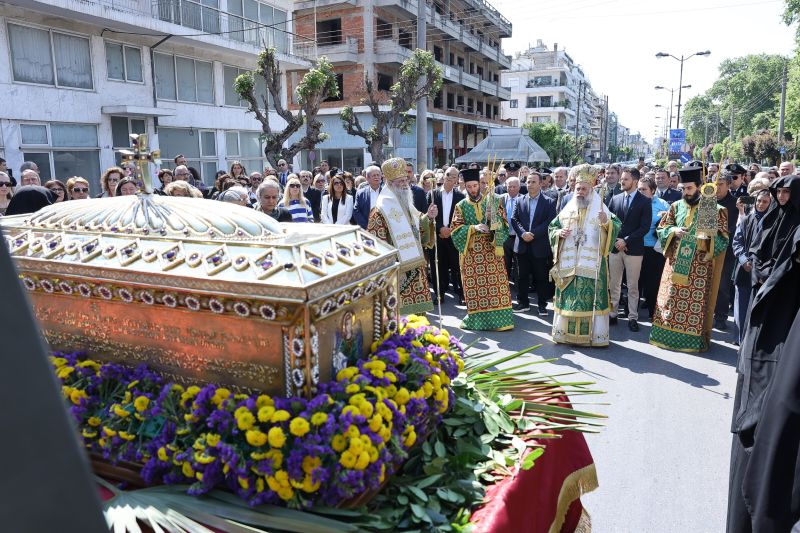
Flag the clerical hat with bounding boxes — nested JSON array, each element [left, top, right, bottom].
[[460, 168, 480, 183], [538, 167, 553, 175], [725, 163, 747, 175], [506, 162, 521, 171], [678, 166, 703, 185]]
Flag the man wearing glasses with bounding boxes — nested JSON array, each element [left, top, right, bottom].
[[173, 166, 191, 182], [248, 172, 263, 206], [276, 159, 289, 186]]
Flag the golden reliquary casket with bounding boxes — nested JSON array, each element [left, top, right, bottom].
[[0, 194, 400, 398]]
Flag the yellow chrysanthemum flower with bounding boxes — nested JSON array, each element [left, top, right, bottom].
[[112, 404, 130, 418], [349, 438, 364, 455], [56, 366, 75, 379], [310, 412, 328, 426], [267, 427, 286, 448], [345, 383, 360, 394], [205, 433, 221, 447], [394, 388, 410, 406], [70, 389, 88, 405], [369, 414, 383, 433], [52, 357, 68, 368], [289, 417, 310, 437], [238, 476, 249, 490], [257, 405, 275, 423], [277, 487, 294, 501], [331, 434, 347, 452], [302, 475, 321, 493], [87, 416, 102, 427], [403, 430, 417, 448], [339, 450, 357, 469], [302, 456, 321, 474], [384, 372, 397, 383], [118, 431, 136, 441], [157, 447, 169, 462], [342, 405, 361, 418], [237, 411, 256, 431], [256, 394, 274, 408], [271, 410, 291, 423], [266, 449, 284, 469], [133, 396, 150, 413], [102, 427, 117, 437], [346, 425, 360, 439], [358, 401, 374, 418], [182, 462, 195, 478], [246, 429, 268, 447], [354, 450, 370, 470], [81, 429, 97, 439]]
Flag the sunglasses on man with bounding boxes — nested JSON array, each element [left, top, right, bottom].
[[73, 188, 89, 193]]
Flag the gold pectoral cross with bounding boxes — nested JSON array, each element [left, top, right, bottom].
[[119, 133, 161, 194]]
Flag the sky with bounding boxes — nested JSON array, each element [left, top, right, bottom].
[[491, 0, 798, 144]]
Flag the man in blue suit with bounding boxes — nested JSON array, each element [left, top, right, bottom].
[[510, 173, 557, 315], [607, 167, 652, 331], [353, 165, 383, 228], [654, 168, 682, 204]]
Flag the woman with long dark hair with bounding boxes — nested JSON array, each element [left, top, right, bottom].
[[320, 174, 354, 224]]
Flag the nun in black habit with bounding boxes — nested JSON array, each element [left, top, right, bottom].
[[728, 175, 800, 532]]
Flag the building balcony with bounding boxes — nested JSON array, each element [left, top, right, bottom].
[[311, 37, 360, 64], [432, 107, 511, 127], [374, 40, 414, 64], [20, 0, 315, 68]]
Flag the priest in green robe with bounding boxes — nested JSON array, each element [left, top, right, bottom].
[[649, 164, 729, 352], [549, 165, 621, 347], [450, 169, 514, 331]]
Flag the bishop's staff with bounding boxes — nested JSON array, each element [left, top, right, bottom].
[[426, 172, 443, 329]]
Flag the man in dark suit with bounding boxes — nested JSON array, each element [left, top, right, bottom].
[[406, 162, 430, 213], [603, 164, 623, 205], [353, 165, 383, 229], [713, 172, 739, 330], [654, 168, 682, 203], [300, 170, 322, 221], [607, 167, 652, 331], [510, 172, 557, 315], [498, 176, 524, 284], [427, 166, 465, 303]]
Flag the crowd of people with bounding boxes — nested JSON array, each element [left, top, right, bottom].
[[0, 155, 794, 346]]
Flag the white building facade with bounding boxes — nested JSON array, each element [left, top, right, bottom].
[[0, 0, 309, 193]]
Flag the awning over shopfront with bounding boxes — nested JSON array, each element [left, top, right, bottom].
[[454, 127, 550, 164]]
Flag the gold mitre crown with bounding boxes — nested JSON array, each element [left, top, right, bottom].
[[570, 164, 598, 185], [381, 157, 407, 181]]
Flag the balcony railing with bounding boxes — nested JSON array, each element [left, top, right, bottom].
[[151, 0, 315, 60]]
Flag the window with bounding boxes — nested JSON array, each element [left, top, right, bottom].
[[20, 122, 101, 190], [456, 95, 464, 109], [466, 98, 474, 113], [433, 45, 442, 62], [433, 89, 443, 109], [539, 96, 552, 107], [111, 116, 146, 165], [398, 28, 412, 49], [158, 127, 218, 184], [227, 0, 287, 52], [510, 99, 518, 108], [527, 76, 553, 88], [377, 73, 393, 91], [376, 18, 392, 40], [302, 149, 363, 174], [324, 74, 344, 102], [223, 65, 272, 108], [8, 23, 93, 89], [526, 96, 537, 108], [226, 131, 266, 177], [157, 0, 220, 33], [449, 52, 454, 66], [105, 42, 143, 82], [446, 92, 455, 110], [476, 101, 483, 115], [316, 19, 342, 46], [511, 119, 518, 127], [457, 57, 464, 68], [154, 53, 214, 103]]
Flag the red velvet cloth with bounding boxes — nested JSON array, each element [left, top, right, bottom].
[[470, 428, 597, 533]]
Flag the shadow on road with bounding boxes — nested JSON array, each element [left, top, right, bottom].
[[430, 298, 738, 393]]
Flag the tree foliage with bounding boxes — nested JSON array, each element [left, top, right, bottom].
[[340, 50, 443, 165], [525, 122, 586, 165], [234, 49, 338, 168], [681, 54, 786, 145], [741, 129, 785, 165]]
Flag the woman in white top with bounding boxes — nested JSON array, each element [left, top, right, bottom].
[[320, 174, 354, 224]]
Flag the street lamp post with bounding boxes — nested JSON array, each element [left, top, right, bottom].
[[655, 84, 691, 130], [656, 51, 710, 128]]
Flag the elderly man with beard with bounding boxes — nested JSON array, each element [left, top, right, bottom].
[[367, 158, 438, 315], [649, 164, 730, 352], [549, 164, 621, 347], [450, 169, 514, 331]]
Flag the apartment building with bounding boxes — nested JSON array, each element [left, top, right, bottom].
[[0, 0, 310, 192], [500, 40, 600, 160], [288, 0, 513, 170]]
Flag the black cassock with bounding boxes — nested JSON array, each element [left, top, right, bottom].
[[728, 224, 800, 533]]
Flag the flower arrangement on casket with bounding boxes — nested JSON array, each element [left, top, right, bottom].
[[55, 315, 462, 509], [54, 315, 603, 531]]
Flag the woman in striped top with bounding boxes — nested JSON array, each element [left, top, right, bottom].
[[277, 175, 314, 222]]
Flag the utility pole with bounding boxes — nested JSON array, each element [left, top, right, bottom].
[[704, 114, 709, 146], [415, 0, 427, 171], [729, 106, 735, 140], [779, 60, 788, 142], [574, 80, 583, 163], [601, 95, 609, 161]]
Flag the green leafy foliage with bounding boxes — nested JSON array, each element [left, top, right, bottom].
[[525, 122, 587, 165]]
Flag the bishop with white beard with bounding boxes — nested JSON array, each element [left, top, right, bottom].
[[548, 164, 621, 347], [367, 158, 438, 315]]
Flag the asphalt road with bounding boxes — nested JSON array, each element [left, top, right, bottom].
[[427, 293, 738, 533]]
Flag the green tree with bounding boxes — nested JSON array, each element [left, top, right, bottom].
[[741, 129, 782, 165], [234, 49, 338, 168], [710, 137, 744, 163], [340, 50, 443, 165], [682, 95, 724, 145], [525, 123, 586, 164]]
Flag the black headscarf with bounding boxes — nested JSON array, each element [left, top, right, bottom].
[[5, 186, 57, 216], [750, 175, 800, 284]]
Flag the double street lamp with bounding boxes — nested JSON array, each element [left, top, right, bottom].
[[655, 84, 692, 130], [655, 50, 711, 128]]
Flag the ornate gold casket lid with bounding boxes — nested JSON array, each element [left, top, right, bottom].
[[1, 195, 397, 301]]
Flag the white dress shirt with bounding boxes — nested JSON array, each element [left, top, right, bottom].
[[441, 189, 454, 227], [369, 186, 380, 209]]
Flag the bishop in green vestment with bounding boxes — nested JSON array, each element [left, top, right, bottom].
[[649, 165, 729, 352], [450, 170, 514, 331], [549, 165, 621, 347]]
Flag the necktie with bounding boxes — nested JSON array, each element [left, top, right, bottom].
[[624, 194, 631, 217], [508, 196, 515, 225]]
